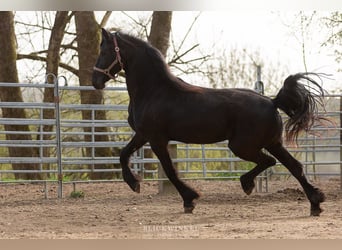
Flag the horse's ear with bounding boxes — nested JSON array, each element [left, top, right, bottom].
[[101, 28, 111, 41]]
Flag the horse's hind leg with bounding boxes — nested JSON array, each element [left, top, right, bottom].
[[149, 141, 200, 213], [228, 142, 276, 195], [120, 134, 146, 193], [239, 152, 276, 195], [267, 143, 326, 216]]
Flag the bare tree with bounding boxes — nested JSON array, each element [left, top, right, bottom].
[[204, 46, 288, 94], [37, 11, 72, 175], [322, 12, 342, 70], [148, 11, 172, 57], [75, 11, 116, 179], [12, 11, 121, 180], [15, 12, 78, 81], [168, 12, 211, 78], [0, 11, 41, 179]]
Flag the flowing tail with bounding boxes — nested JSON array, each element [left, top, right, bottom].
[[272, 72, 328, 144]]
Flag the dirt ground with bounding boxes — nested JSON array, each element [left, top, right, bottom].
[[0, 177, 341, 239]]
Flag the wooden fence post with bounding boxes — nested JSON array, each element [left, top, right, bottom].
[[158, 143, 178, 194]]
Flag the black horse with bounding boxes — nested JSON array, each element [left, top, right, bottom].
[[92, 29, 327, 216]]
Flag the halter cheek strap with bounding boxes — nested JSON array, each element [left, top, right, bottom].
[[93, 33, 124, 79]]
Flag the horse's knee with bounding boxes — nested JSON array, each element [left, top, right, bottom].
[[264, 156, 276, 166]]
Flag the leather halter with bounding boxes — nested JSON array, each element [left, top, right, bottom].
[[93, 33, 123, 79]]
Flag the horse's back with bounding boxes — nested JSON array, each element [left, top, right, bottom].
[[157, 87, 282, 145]]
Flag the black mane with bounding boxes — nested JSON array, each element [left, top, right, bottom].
[[117, 32, 201, 92]]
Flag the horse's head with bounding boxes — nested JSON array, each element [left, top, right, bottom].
[[92, 28, 124, 89]]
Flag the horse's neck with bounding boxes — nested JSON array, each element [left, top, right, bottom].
[[125, 67, 167, 99], [125, 76, 151, 104]]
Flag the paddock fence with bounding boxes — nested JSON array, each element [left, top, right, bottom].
[[0, 77, 341, 197]]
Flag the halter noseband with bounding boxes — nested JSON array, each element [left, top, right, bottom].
[[93, 33, 123, 80]]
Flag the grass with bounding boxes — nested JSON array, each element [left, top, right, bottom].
[[70, 190, 85, 198]]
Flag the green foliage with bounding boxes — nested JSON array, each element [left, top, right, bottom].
[[70, 190, 85, 198], [175, 143, 255, 179]]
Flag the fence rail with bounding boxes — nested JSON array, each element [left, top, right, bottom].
[[0, 78, 341, 197]]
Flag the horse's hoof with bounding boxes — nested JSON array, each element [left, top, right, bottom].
[[240, 175, 255, 195], [313, 188, 326, 203], [134, 182, 140, 193], [310, 207, 323, 216], [309, 188, 325, 216], [128, 181, 140, 193], [184, 206, 194, 214]]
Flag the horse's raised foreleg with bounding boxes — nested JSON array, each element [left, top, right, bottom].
[[149, 141, 200, 213], [267, 143, 326, 216], [120, 134, 146, 193]]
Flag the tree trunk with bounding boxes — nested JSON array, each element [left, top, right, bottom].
[[148, 11, 173, 57], [38, 11, 71, 177], [75, 11, 116, 180], [0, 11, 41, 180], [147, 11, 174, 190]]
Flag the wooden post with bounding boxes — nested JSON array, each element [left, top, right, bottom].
[[254, 65, 267, 192], [158, 143, 178, 194]]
